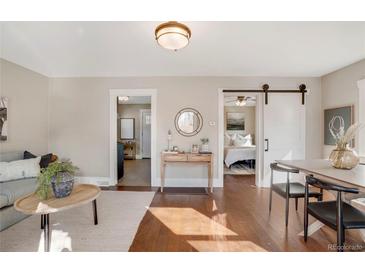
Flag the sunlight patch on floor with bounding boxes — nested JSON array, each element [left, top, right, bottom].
[[37, 229, 72, 252], [148, 207, 237, 236], [187, 240, 267, 252]]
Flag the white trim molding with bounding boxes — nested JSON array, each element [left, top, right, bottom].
[[109, 89, 157, 186], [75, 177, 111, 186], [358, 79, 365, 158]]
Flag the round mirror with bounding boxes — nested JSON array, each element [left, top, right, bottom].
[[175, 108, 203, 137]]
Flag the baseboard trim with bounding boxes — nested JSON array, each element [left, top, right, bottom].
[[153, 178, 221, 188], [75, 177, 222, 188], [75, 177, 112, 186]]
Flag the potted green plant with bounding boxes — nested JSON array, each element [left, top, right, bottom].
[[200, 138, 209, 152], [36, 160, 79, 200]]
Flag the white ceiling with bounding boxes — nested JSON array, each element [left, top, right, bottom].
[[118, 96, 151, 104], [1, 21, 364, 77]]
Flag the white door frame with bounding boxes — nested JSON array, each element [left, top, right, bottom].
[[358, 79, 365, 159], [140, 108, 151, 158], [109, 89, 157, 186], [218, 89, 264, 187]]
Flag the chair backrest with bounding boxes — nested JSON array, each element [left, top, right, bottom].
[[270, 163, 299, 174], [305, 175, 359, 194]]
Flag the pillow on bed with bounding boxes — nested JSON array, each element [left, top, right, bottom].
[[225, 133, 236, 146], [234, 134, 252, 146]]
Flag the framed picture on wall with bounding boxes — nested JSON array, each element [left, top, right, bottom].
[[120, 118, 135, 139], [226, 112, 245, 131], [324, 105, 354, 146]]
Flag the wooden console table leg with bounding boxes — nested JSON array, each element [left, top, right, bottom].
[[160, 163, 165, 192], [208, 161, 213, 193]]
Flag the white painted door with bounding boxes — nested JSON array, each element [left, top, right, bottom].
[[262, 93, 306, 187], [141, 110, 151, 158]]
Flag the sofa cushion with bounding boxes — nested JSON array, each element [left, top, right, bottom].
[[0, 194, 8, 208], [0, 178, 38, 208], [0, 157, 41, 182], [24, 150, 52, 169]]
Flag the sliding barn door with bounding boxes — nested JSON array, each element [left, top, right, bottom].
[[262, 93, 306, 187]]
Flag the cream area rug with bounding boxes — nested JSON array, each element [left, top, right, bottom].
[[0, 191, 155, 252]]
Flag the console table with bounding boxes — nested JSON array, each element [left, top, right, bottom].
[[160, 152, 213, 193]]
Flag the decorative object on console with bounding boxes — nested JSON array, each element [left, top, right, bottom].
[[0, 97, 8, 141], [167, 129, 172, 151], [328, 120, 363, 169], [172, 145, 179, 152], [191, 144, 199, 154], [175, 108, 203, 137], [200, 138, 209, 152], [36, 160, 79, 200]]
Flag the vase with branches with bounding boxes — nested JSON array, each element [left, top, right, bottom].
[[328, 117, 364, 169]]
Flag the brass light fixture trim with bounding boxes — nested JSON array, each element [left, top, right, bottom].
[[155, 21, 192, 51]]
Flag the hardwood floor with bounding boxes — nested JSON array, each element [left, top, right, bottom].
[[119, 175, 364, 251], [117, 159, 151, 186]]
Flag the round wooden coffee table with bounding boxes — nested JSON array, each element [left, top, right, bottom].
[[14, 184, 101, 252]]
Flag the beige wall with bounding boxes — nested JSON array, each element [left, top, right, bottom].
[[48, 76, 322, 179], [224, 106, 256, 143], [117, 103, 151, 155], [321, 59, 365, 157], [0, 59, 49, 155]]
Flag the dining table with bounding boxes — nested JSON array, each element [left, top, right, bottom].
[[276, 159, 365, 242]]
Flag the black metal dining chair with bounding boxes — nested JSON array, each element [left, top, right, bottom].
[[269, 163, 323, 226], [304, 175, 365, 251]]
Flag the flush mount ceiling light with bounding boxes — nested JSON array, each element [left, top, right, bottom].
[[235, 96, 247, 106], [155, 21, 191, 51], [118, 96, 129, 102], [226, 96, 256, 106]]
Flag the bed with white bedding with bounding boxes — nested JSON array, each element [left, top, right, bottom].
[[224, 145, 256, 167]]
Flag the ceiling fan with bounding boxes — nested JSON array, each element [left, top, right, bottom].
[[226, 96, 256, 106]]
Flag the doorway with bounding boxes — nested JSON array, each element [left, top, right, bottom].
[[109, 89, 157, 187], [218, 88, 306, 188], [219, 92, 261, 187]]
